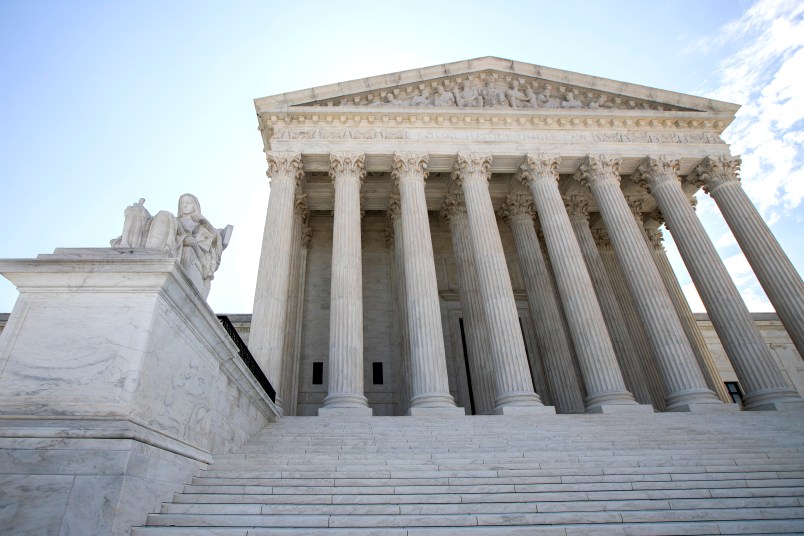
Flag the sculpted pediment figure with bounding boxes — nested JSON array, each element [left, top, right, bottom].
[[111, 194, 233, 299]]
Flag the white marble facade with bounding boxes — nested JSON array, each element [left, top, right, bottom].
[[249, 56, 804, 416]]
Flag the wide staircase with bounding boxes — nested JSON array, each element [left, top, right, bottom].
[[134, 410, 804, 535]]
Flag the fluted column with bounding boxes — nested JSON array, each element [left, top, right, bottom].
[[643, 216, 731, 403], [564, 195, 654, 407], [388, 196, 413, 415], [442, 194, 496, 415], [519, 154, 639, 413], [636, 156, 800, 410], [250, 151, 303, 407], [453, 153, 550, 414], [575, 156, 720, 411], [499, 195, 586, 413], [279, 194, 309, 415], [392, 152, 462, 416], [693, 156, 804, 358], [320, 152, 371, 416], [594, 229, 667, 410]]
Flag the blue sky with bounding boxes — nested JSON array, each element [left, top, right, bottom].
[[0, 0, 801, 314]]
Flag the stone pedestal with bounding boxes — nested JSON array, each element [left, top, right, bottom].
[[0, 248, 278, 536]]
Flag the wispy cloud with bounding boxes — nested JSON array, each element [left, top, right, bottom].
[[676, 0, 803, 313]]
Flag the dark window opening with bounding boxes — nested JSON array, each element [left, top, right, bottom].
[[459, 318, 476, 415], [373, 362, 384, 385], [725, 381, 743, 405], [312, 362, 323, 385]]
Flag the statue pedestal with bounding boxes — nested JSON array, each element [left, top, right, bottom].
[[0, 248, 279, 535]]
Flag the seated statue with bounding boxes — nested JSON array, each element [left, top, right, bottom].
[[111, 194, 233, 299]]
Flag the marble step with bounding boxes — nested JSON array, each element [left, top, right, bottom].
[[145, 506, 804, 528]]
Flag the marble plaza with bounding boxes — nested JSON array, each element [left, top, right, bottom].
[[1, 57, 803, 535]]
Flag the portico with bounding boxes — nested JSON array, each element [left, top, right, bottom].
[[249, 57, 803, 416]]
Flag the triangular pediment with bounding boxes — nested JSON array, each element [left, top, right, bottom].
[[255, 56, 738, 114]]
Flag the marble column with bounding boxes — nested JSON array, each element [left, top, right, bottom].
[[499, 194, 586, 414], [636, 156, 800, 410], [388, 196, 413, 415], [564, 195, 654, 406], [575, 156, 720, 411], [320, 152, 372, 416], [519, 154, 640, 413], [392, 152, 462, 416], [279, 194, 309, 415], [442, 194, 496, 415], [642, 214, 731, 403], [593, 229, 668, 410], [250, 151, 303, 408], [693, 156, 804, 358], [453, 153, 550, 414]]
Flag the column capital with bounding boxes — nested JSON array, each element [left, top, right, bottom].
[[301, 224, 312, 248], [453, 152, 492, 185], [330, 152, 366, 183], [392, 152, 429, 186], [519, 154, 560, 186], [574, 155, 622, 189], [294, 193, 309, 222], [644, 225, 664, 250], [634, 156, 681, 192], [498, 194, 535, 222], [266, 151, 304, 186], [441, 193, 468, 223], [564, 194, 591, 222], [387, 193, 401, 224], [592, 228, 613, 250], [624, 194, 649, 223], [689, 155, 742, 194]]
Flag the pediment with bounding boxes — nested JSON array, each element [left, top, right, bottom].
[[255, 56, 738, 114]]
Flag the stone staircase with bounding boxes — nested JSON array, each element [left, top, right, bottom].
[[133, 410, 804, 535]]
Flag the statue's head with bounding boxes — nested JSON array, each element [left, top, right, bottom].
[[178, 193, 201, 219]]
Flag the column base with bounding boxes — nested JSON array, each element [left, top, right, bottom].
[[408, 406, 466, 417], [584, 391, 638, 411], [742, 388, 802, 411], [664, 388, 721, 411], [494, 405, 556, 415], [494, 391, 545, 409], [665, 401, 739, 413], [318, 406, 373, 417], [586, 403, 654, 414]]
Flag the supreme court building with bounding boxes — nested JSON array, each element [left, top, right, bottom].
[[247, 56, 804, 418]]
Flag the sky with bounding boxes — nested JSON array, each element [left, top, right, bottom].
[[0, 0, 801, 315]]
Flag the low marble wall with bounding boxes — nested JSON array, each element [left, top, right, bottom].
[[0, 249, 279, 536]]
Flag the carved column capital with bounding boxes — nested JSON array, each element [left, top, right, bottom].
[[574, 155, 622, 189], [634, 156, 681, 192], [624, 194, 648, 223], [266, 151, 304, 185], [519, 154, 560, 186], [452, 152, 492, 185], [392, 152, 429, 186], [301, 224, 312, 248], [644, 226, 664, 250], [329, 152, 366, 183], [387, 193, 401, 224], [498, 194, 536, 222], [294, 193, 309, 222], [689, 155, 742, 194], [563, 194, 591, 222], [440, 193, 468, 223], [592, 228, 613, 250]]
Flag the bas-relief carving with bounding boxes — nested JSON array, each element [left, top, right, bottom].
[[271, 127, 722, 145], [307, 74, 684, 112], [111, 194, 233, 299]]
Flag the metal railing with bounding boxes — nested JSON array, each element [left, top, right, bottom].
[[217, 315, 276, 402]]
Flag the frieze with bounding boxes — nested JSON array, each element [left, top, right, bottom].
[[272, 127, 723, 145]]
